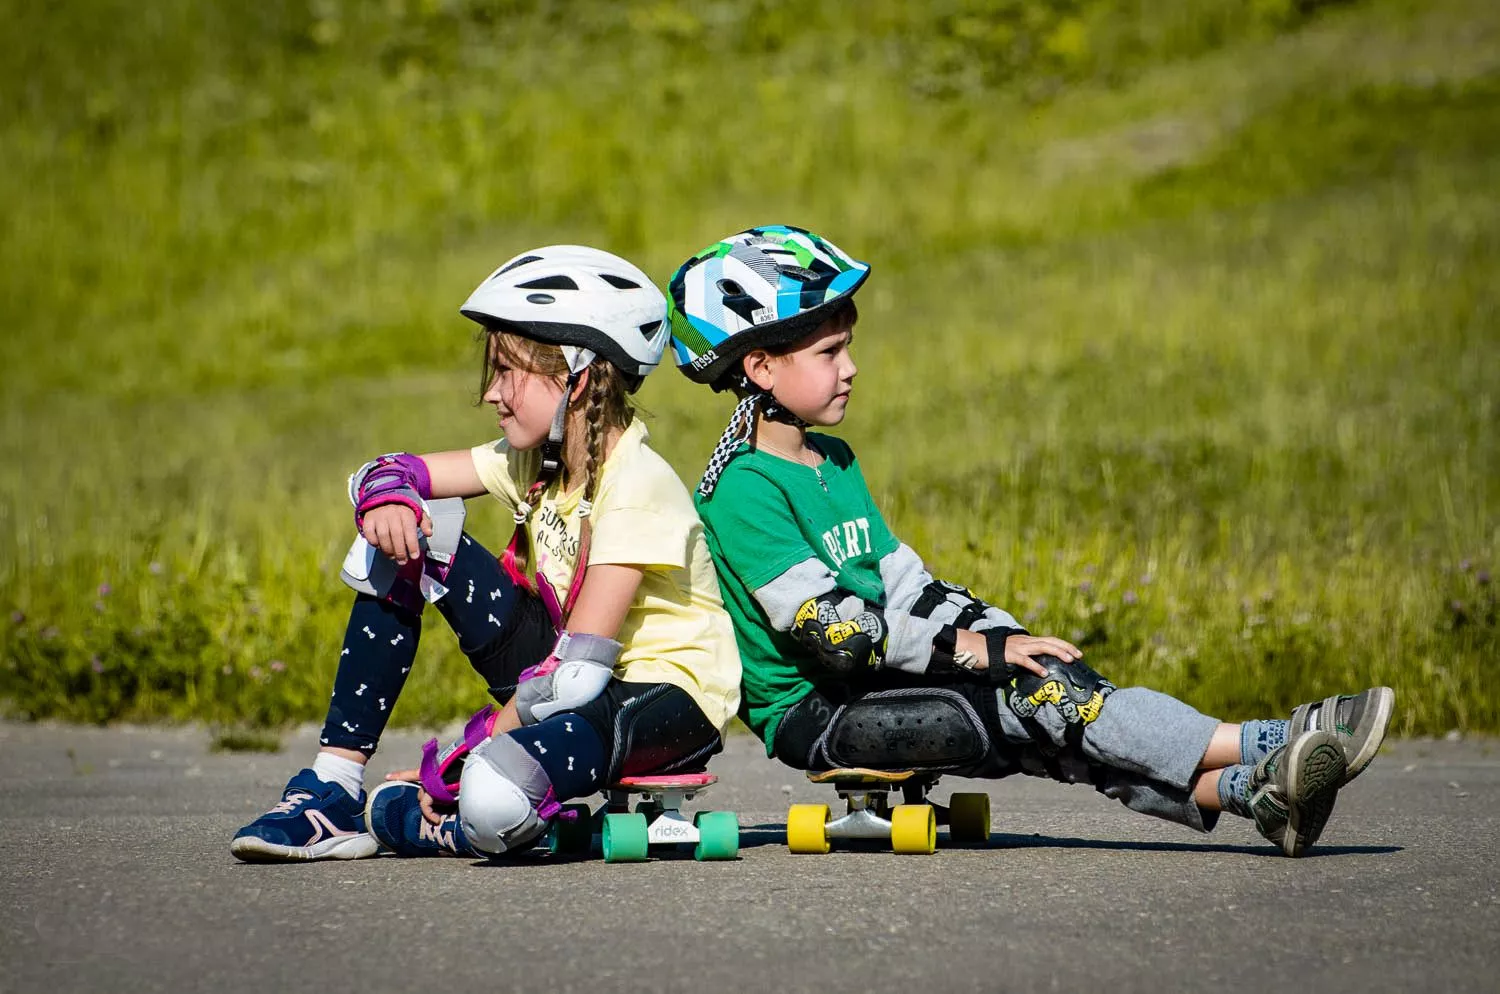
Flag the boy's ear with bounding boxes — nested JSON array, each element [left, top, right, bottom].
[[741, 350, 776, 392]]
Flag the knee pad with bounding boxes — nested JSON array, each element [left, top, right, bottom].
[[1007, 655, 1116, 727], [611, 684, 722, 781], [821, 689, 990, 770], [457, 734, 560, 856]]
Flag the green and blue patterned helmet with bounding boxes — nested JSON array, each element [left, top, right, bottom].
[[668, 224, 870, 388]]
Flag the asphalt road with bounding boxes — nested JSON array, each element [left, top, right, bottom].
[[1, 720, 1496, 994]]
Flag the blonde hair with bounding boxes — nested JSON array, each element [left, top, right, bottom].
[[481, 329, 634, 584]]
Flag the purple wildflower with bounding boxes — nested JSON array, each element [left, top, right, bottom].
[[269, 660, 286, 673], [91, 656, 104, 674], [98, 583, 112, 597], [148, 562, 164, 576], [1123, 590, 1138, 605]]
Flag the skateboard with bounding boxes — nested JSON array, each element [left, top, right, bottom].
[[786, 768, 991, 855], [546, 772, 739, 863]]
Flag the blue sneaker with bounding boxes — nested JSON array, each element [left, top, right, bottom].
[[231, 769, 379, 862], [365, 780, 477, 857]]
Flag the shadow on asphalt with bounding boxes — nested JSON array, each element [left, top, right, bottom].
[[968, 834, 1403, 858]]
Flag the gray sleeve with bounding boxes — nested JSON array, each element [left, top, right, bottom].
[[753, 544, 953, 677], [876, 544, 947, 675], [877, 543, 1028, 673], [752, 558, 845, 632]]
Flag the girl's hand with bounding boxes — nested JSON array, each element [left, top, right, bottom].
[[361, 504, 434, 566], [383, 767, 448, 825]]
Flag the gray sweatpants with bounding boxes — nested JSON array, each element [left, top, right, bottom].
[[991, 686, 1222, 831], [782, 680, 1223, 831]]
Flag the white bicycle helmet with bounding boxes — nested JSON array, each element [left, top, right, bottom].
[[460, 245, 670, 391]]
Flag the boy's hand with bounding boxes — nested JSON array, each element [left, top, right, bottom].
[[955, 630, 1082, 678], [1002, 634, 1083, 677], [361, 504, 434, 566]]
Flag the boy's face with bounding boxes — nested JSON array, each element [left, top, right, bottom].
[[746, 307, 859, 427]]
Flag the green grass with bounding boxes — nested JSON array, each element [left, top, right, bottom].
[[1, 0, 1496, 736]]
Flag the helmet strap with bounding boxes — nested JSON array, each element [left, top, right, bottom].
[[697, 377, 809, 499], [524, 347, 598, 512]]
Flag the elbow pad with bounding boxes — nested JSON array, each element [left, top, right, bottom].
[[514, 631, 621, 725], [791, 594, 887, 676]]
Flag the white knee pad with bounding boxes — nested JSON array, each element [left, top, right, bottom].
[[457, 734, 552, 856]]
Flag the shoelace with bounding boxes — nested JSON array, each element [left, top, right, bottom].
[[267, 790, 314, 815]]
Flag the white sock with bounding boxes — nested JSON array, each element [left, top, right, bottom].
[[312, 752, 367, 799]]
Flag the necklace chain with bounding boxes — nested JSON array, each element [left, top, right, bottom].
[[756, 438, 828, 491], [755, 439, 815, 466]]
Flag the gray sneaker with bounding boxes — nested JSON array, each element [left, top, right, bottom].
[[1290, 686, 1394, 786], [1249, 729, 1347, 857]]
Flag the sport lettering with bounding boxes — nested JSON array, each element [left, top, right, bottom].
[[821, 516, 870, 567]]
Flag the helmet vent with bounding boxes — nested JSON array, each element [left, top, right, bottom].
[[600, 274, 641, 290], [526, 293, 556, 305], [716, 279, 745, 297], [495, 255, 542, 276], [517, 275, 578, 290], [638, 321, 662, 340]]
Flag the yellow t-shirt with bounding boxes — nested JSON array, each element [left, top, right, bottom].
[[469, 419, 741, 732]]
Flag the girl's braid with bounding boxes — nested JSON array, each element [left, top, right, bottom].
[[582, 370, 607, 510]]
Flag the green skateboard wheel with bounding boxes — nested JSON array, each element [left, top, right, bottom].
[[692, 810, 740, 861], [547, 804, 594, 854], [601, 812, 649, 863]]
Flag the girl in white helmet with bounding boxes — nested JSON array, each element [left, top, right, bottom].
[[232, 246, 741, 862], [671, 224, 1393, 857]]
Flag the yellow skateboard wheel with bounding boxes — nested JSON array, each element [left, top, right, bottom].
[[891, 804, 937, 854], [947, 792, 991, 844], [786, 803, 831, 854]]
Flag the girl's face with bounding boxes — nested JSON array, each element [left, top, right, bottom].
[[748, 308, 859, 426], [482, 339, 568, 451]]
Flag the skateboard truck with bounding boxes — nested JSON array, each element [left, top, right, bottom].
[[787, 768, 992, 855]]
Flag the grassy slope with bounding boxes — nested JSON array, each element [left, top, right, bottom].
[[1, 0, 1495, 733]]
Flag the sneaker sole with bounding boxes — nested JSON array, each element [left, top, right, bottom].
[[230, 832, 380, 863], [1341, 686, 1394, 783], [1282, 732, 1347, 858], [364, 779, 419, 853]]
